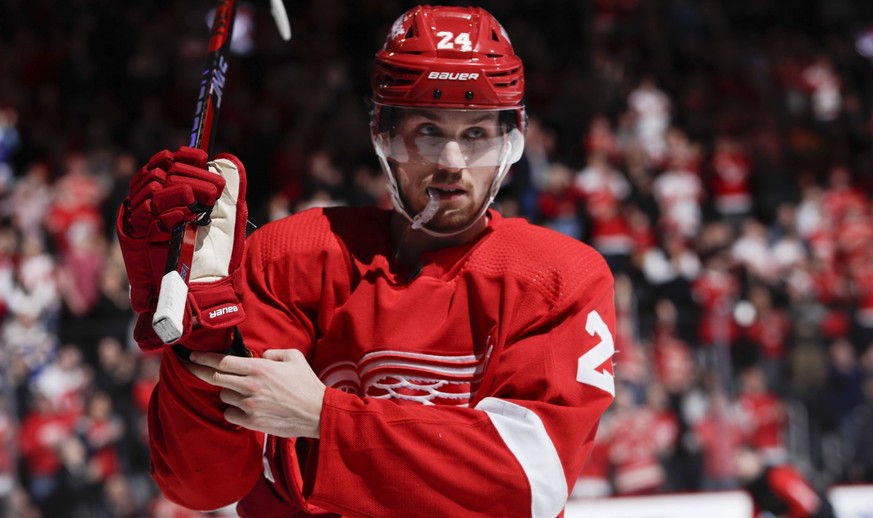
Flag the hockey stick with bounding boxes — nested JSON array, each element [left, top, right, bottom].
[[152, 0, 291, 344]]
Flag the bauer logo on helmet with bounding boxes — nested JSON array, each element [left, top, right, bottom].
[[427, 72, 480, 81]]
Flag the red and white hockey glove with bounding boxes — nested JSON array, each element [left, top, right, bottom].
[[117, 146, 248, 352]]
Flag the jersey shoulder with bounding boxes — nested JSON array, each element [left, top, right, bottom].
[[468, 216, 614, 308], [246, 206, 390, 266]]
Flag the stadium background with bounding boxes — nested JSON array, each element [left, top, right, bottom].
[[1, 0, 873, 515]]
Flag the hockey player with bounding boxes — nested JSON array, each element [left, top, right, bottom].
[[117, 5, 616, 517], [735, 445, 836, 518]]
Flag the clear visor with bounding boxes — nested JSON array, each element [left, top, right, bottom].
[[372, 106, 524, 169]]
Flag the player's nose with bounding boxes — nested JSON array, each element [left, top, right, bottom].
[[436, 140, 466, 171]]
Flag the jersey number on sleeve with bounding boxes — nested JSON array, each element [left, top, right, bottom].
[[576, 310, 615, 396]]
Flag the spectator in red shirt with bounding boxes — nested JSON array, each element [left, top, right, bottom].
[[708, 134, 753, 231], [651, 298, 697, 396], [740, 284, 793, 390], [603, 382, 672, 496], [693, 252, 741, 360], [43, 153, 106, 258], [693, 389, 744, 490], [586, 194, 636, 276], [736, 366, 788, 464], [537, 162, 586, 239], [652, 130, 705, 238], [582, 115, 621, 164], [820, 165, 866, 227], [18, 390, 79, 511]]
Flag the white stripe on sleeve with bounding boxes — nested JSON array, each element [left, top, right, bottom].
[[475, 397, 568, 518]]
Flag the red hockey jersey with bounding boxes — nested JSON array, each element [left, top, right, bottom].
[[148, 207, 616, 517]]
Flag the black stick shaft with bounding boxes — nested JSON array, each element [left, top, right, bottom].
[[164, 0, 238, 277]]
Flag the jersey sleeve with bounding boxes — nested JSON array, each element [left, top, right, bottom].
[[305, 252, 616, 517], [147, 210, 338, 511], [148, 349, 263, 511], [235, 209, 345, 358]]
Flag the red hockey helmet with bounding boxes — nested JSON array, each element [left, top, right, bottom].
[[372, 5, 524, 115], [371, 6, 526, 236]]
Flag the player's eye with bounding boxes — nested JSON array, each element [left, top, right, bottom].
[[416, 123, 442, 137], [463, 127, 487, 140]]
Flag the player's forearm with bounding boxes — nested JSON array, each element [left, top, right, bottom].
[[301, 388, 609, 517]]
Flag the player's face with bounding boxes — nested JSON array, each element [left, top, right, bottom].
[[390, 109, 505, 232]]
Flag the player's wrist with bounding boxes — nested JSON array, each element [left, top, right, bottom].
[[306, 384, 327, 439]]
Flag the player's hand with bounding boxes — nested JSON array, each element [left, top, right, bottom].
[[118, 147, 224, 314], [185, 349, 326, 439], [117, 147, 248, 351], [124, 147, 225, 240]]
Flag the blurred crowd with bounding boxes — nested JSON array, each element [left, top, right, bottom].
[[2, 0, 873, 516]]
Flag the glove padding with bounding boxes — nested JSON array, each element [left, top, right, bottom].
[[117, 146, 247, 351], [185, 155, 248, 349]]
